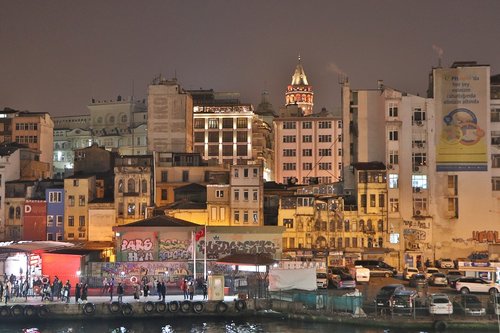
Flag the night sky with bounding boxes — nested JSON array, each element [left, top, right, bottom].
[[1, 1, 499, 117]]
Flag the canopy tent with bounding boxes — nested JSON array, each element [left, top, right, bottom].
[[216, 253, 276, 266], [0, 241, 75, 253]]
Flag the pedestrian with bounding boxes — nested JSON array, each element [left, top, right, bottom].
[[188, 280, 194, 300], [3, 281, 10, 304], [143, 281, 149, 298], [117, 282, 124, 303], [156, 279, 162, 300], [81, 283, 88, 302], [181, 279, 188, 300], [109, 277, 115, 301], [63, 280, 71, 303], [202, 282, 208, 300], [160, 281, 166, 302], [0, 281, 3, 303], [75, 282, 81, 304], [133, 282, 140, 300], [102, 277, 109, 295]]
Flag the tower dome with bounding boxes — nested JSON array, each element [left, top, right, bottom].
[[285, 55, 314, 116]]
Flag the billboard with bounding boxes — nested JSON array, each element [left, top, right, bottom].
[[434, 66, 489, 171]]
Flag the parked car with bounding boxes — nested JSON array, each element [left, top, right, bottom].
[[428, 273, 448, 287], [330, 274, 357, 289], [436, 258, 455, 269], [354, 260, 398, 276], [424, 267, 440, 279], [446, 270, 464, 287], [455, 277, 500, 295], [487, 293, 500, 315], [409, 273, 428, 288], [428, 293, 453, 315], [316, 272, 328, 289], [453, 294, 486, 316], [403, 267, 419, 280], [390, 289, 417, 315], [349, 265, 370, 283], [375, 284, 405, 308]]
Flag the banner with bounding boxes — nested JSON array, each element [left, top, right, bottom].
[[434, 66, 489, 171]]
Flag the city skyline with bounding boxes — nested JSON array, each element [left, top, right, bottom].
[[1, 1, 500, 116]]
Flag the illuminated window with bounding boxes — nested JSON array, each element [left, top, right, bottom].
[[302, 135, 312, 142], [236, 118, 247, 128], [302, 122, 312, 129], [389, 174, 398, 188], [283, 121, 296, 129], [208, 118, 218, 129], [302, 149, 312, 156], [194, 119, 205, 129], [127, 203, 136, 215]]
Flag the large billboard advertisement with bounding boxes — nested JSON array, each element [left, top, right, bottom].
[[434, 66, 489, 171]]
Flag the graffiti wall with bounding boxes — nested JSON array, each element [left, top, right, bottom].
[[119, 232, 157, 262], [403, 219, 430, 251], [472, 230, 500, 243]]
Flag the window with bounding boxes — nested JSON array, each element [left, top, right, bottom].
[[389, 130, 399, 141], [79, 216, 85, 227], [56, 215, 63, 226], [413, 108, 426, 122], [194, 118, 204, 129], [236, 118, 247, 128], [413, 198, 427, 215], [161, 171, 168, 182], [234, 211, 240, 223], [388, 174, 398, 188], [208, 118, 218, 129], [318, 149, 332, 156], [379, 194, 385, 207], [236, 131, 247, 142], [47, 215, 54, 227], [79, 195, 85, 206], [492, 177, 500, 191], [302, 122, 312, 129], [253, 168, 258, 177], [389, 150, 399, 165], [389, 102, 398, 117], [161, 189, 168, 200], [234, 189, 239, 201], [319, 163, 331, 170], [208, 132, 219, 142], [118, 179, 124, 192], [127, 203, 136, 215], [283, 135, 296, 143], [370, 194, 376, 207], [302, 135, 312, 143], [492, 131, 500, 145], [253, 211, 258, 223], [412, 174, 428, 189], [318, 135, 332, 142], [222, 131, 233, 143], [360, 194, 367, 208], [243, 190, 249, 201], [222, 118, 233, 128], [118, 203, 124, 216], [216, 190, 224, 198], [182, 170, 189, 182], [283, 149, 296, 157], [68, 195, 75, 206], [283, 121, 296, 129], [303, 163, 313, 170], [283, 163, 296, 170], [49, 191, 62, 203], [236, 145, 247, 156], [283, 218, 293, 228], [15, 207, 21, 219], [141, 180, 147, 193], [318, 121, 331, 129], [47, 233, 54, 241], [222, 145, 233, 156], [68, 216, 74, 227], [243, 168, 249, 177], [302, 149, 312, 156], [252, 190, 258, 201], [67, 233, 74, 239], [412, 152, 427, 166], [243, 211, 249, 223], [127, 179, 136, 193], [234, 168, 239, 178], [73, 179, 79, 187]]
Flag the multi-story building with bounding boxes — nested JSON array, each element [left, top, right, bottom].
[[114, 155, 152, 225], [191, 90, 254, 165], [147, 77, 193, 154], [64, 175, 96, 241], [46, 186, 64, 241], [53, 96, 147, 178], [274, 105, 342, 185], [230, 163, 264, 226], [0, 108, 53, 178], [340, 62, 499, 268]]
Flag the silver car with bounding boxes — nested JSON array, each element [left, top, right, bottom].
[[429, 273, 448, 286], [428, 293, 453, 315]]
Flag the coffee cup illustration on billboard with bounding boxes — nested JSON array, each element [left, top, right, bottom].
[[441, 108, 484, 146]]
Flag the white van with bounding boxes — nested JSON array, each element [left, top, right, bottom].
[[350, 265, 370, 283]]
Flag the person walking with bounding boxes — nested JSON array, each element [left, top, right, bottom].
[[81, 283, 88, 302], [3, 281, 10, 304], [75, 282, 81, 304], [181, 279, 188, 300], [109, 277, 115, 301], [202, 282, 208, 300], [142, 280, 149, 298], [117, 282, 124, 303], [63, 280, 71, 303], [156, 279, 162, 300], [133, 282, 140, 300], [160, 281, 166, 302], [102, 277, 109, 295], [188, 280, 194, 300]]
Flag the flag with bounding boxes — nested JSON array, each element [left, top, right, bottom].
[[195, 229, 205, 241]]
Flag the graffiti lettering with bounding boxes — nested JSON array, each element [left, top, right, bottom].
[[403, 229, 427, 241], [206, 240, 277, 258], [127, 252, 154, 262], [403, 220, 430, 229], [472, 230, 500, 243], [121, 238, 153, 251]]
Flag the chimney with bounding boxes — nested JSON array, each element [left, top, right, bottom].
[[377, 80, 384, 90]]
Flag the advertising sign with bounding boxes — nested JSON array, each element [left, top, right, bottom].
[[434, 66, 489, 171]]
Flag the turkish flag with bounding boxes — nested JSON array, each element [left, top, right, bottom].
[[195, 229, 205, 241]]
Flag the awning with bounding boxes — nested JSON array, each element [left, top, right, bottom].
[[217, 253, 276, 266], [0, 241, 75, 253]]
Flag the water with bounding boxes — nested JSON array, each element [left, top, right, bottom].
[[0, 317, 492, 333]]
